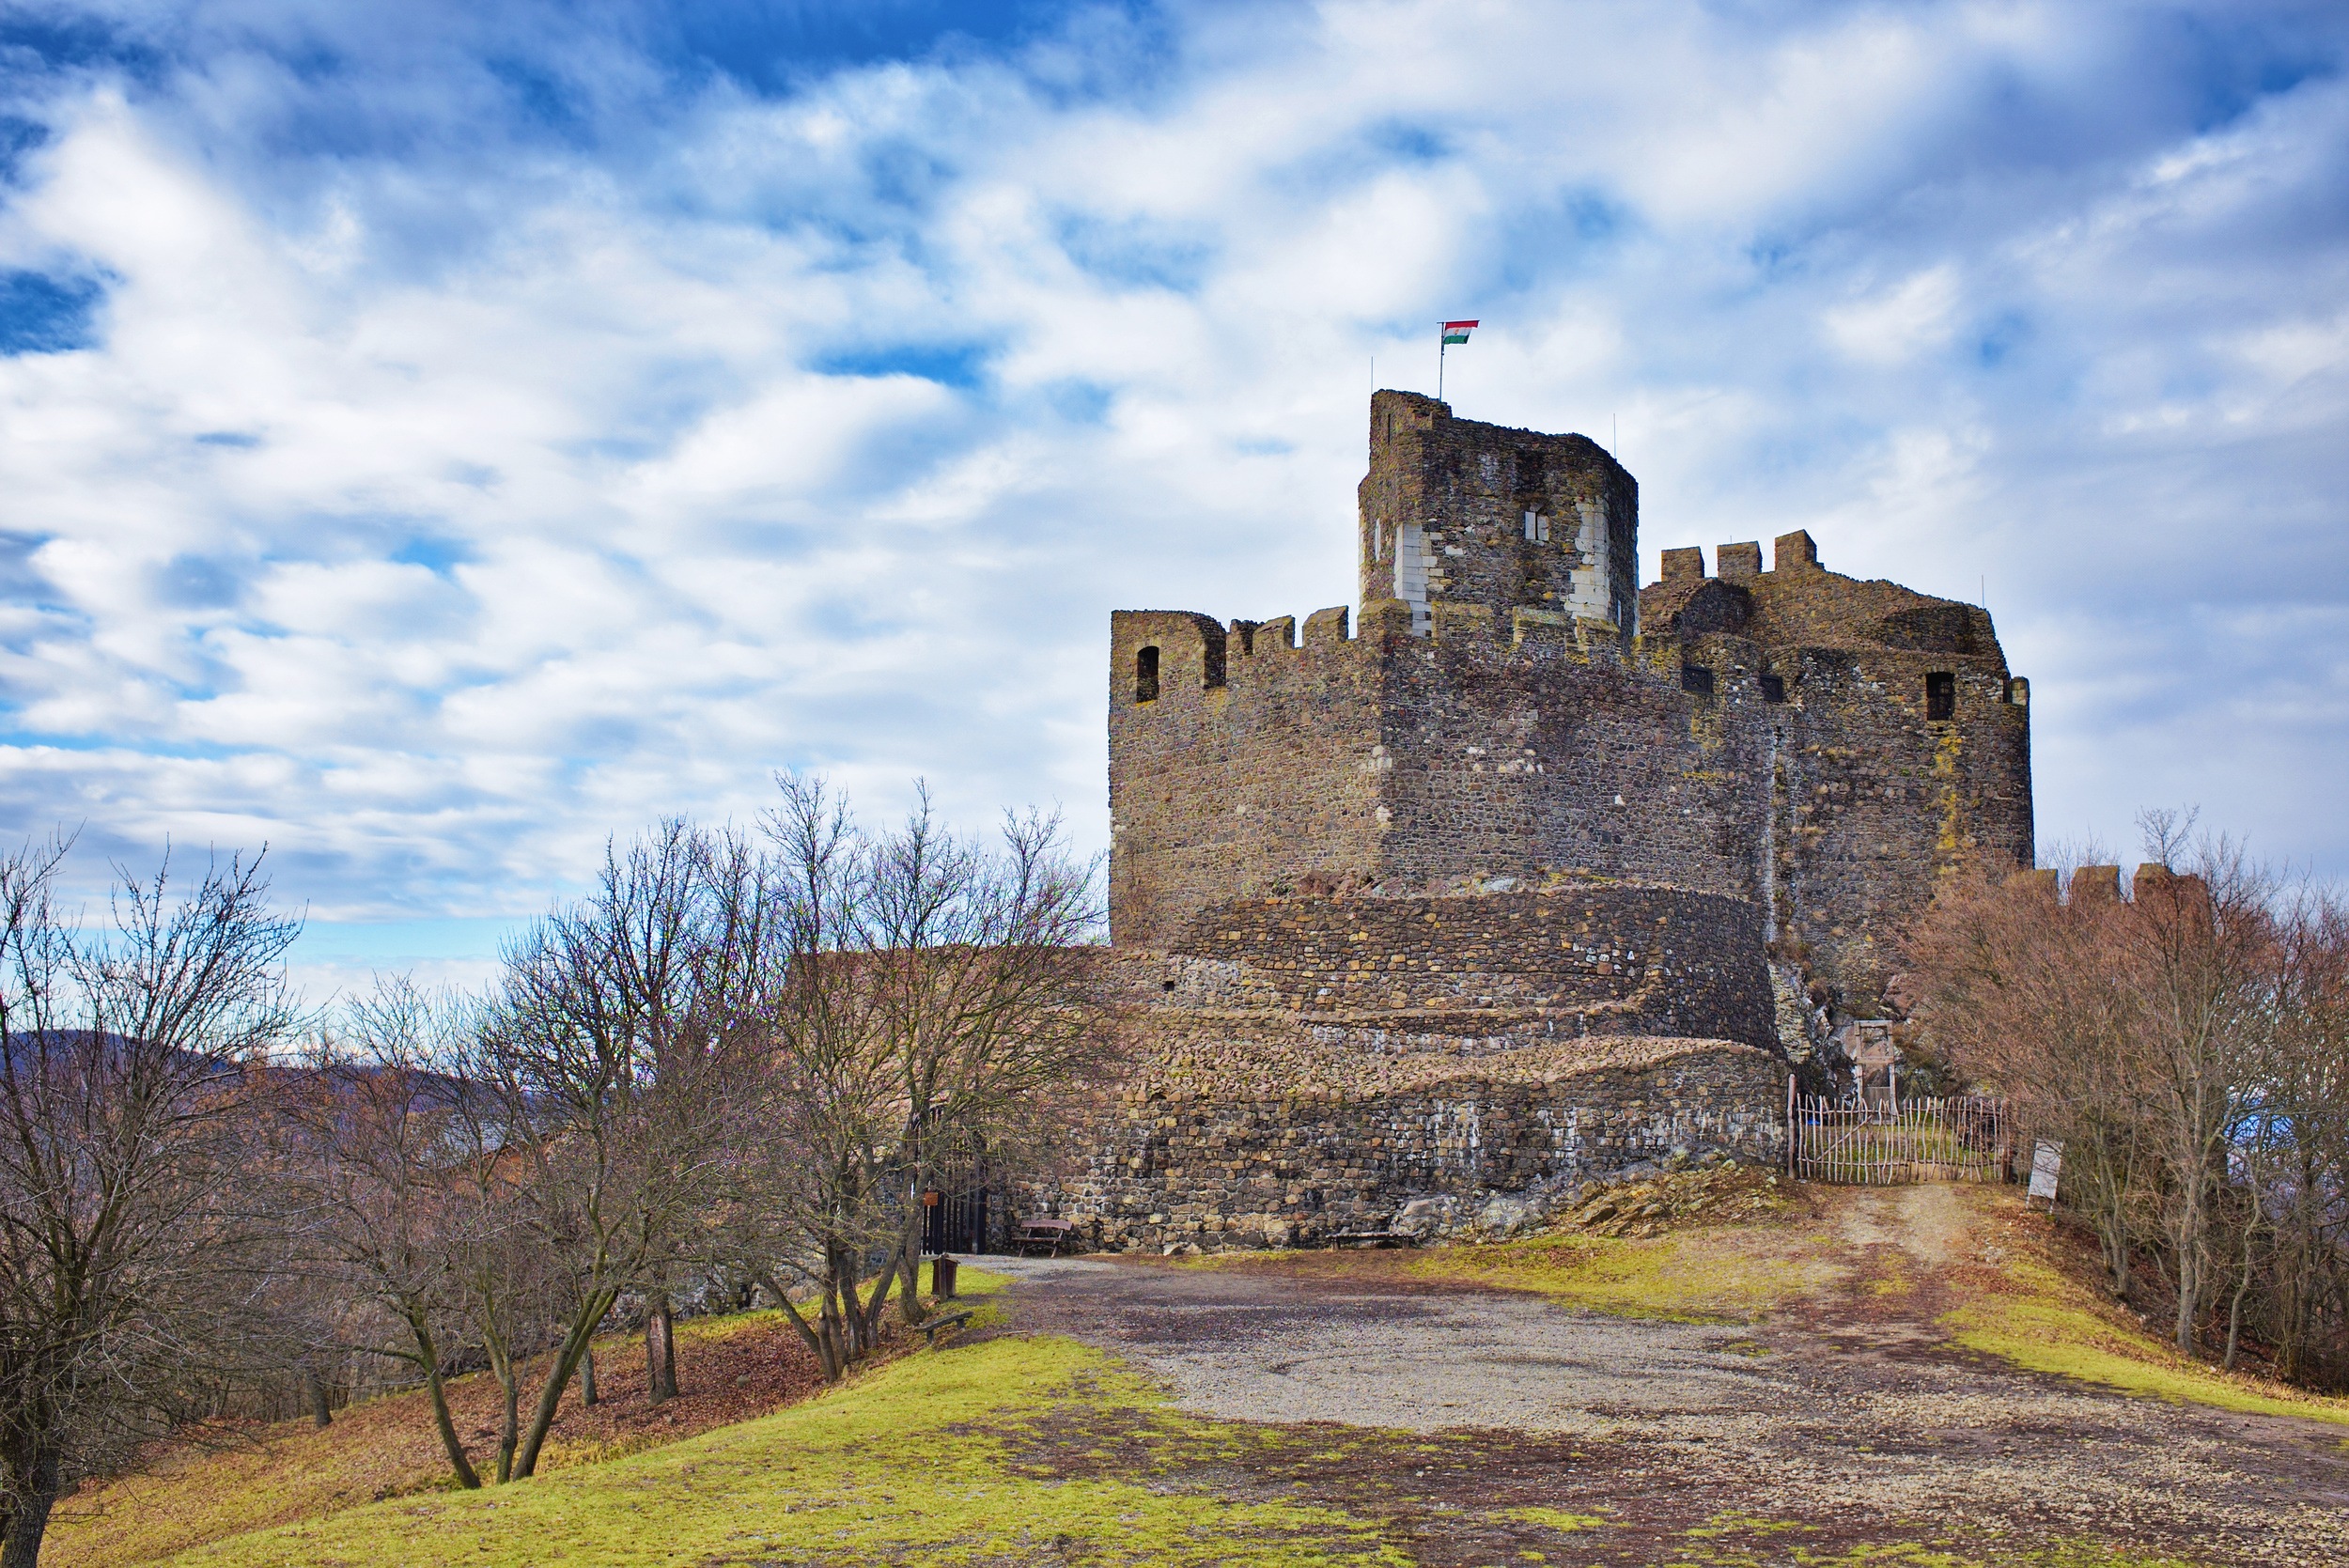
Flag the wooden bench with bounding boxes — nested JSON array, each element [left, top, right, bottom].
[[919, 1309, 976, 1345], [1015, 1219, 1078, 1256], [1318, 1230, 1418, 1250]]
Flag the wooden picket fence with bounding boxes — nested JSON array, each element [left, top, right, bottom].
[[1786, 1086, 2014, 1186]]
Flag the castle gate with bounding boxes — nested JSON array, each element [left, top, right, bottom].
[[920, 1117, 994, 1255], [1786, 1087, 2013, 1186]]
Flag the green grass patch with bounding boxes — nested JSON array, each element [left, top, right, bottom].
[[154, 1334, 1412, 1568], [1943, 1247, 2349, 1428], [1502, 1505, 1607, 1533], [1409, 1225, 1843, 1322], [52, 1276, 1019, 1567]]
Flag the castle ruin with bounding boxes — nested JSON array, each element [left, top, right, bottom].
[[1046, 391, 2033, 1250]]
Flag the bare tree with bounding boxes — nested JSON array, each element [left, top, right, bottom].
[[0, 840, 302, 1566], [2243, 890, 2349, 1381], [476, 821, 751, 1478], [1906, 817, 2336, 1367], [2110, 817, 2277, 1356], [711, 776, 1111, 1379], [861, 786, 1107, 1319], [1901, 854, 2157, 1299], [723, 776, 902, 1380], [279, 978, 490, 1488]]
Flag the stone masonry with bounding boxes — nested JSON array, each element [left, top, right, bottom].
[[1110, 389, 2033, 1000], [1046, 392, 2034, 1250]]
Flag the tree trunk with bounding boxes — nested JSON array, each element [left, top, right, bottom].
[[409, 1315, 481, 1489], [303, 1364, 333, 1428], [0, 1444, 62, 1568], [2170, 1146, 2207, 1357], [424, 1361, 481, 1490], [756, 1270, 841, 1381], [579, 1345, 599, 1407], [646, 1292, 678, 1404], [2225, 1191, 2260, 1370], [495, 1365, 521, 1484], [511, 1287, 617, 1480], [897, 1219, 927, 1326]]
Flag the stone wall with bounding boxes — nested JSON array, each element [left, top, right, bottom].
[[1037, 1038, 1786, 1252], [1162, 885, 1774, 1049], [1367, 626, 1769, 908], [1655, 533, 2034, 999], [1109, 608, 1384, 951], [1106, 597, 2025, 995]]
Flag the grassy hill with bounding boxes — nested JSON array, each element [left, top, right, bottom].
[[45, 1182, 2349, 1568]]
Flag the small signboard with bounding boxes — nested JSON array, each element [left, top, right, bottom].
[[2028, 1140, 2063, 1203]]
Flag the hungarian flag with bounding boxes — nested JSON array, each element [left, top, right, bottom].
[[1441, 319, 1477, 345]]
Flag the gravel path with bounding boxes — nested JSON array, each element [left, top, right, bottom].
[[985, 1254, 1756, 1433], [980, 1202, 2349, 1566]]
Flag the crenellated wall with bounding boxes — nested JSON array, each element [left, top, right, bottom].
[[1108, 608, 1385, 951], [1072, 395, 2032, 1251], [1108, 401, 2033, 998]]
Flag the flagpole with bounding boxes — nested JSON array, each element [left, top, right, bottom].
[[1436, 319, 1475, 403]]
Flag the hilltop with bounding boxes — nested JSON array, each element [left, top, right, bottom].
[[48, 1180, 2349, 1568]]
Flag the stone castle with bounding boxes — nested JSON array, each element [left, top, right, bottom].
[[1041, 391, 2033, 1251]]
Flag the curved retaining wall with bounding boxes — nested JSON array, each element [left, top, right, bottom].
[[1040, 1038, 1786, 1253], [1166, 885, 1774, 1048]]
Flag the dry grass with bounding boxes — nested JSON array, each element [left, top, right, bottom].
[[1939, 1194, 2349, 1427], [50, 1301, 842, 1566]]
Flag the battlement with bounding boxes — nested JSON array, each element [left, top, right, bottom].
[[1108, 395, 2034, 996]]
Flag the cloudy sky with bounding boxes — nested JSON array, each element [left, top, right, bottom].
[[1, 0, 2343, 997]]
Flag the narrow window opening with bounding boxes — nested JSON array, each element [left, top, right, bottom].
[[1681, 664, 1714, 695], [1135, 645, 1159, 704], [1522, 509, 1550, 543], [1925, 671, 1955, 722], [1760, 674, 1786, 704]]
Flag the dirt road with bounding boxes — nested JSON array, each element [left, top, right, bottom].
[[981, 1190, 2349, 1567]]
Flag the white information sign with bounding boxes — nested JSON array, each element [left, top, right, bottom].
[[2028, 1140, 2063, 1202]]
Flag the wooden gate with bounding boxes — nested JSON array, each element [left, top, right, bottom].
[[919, 1117, 992, 1255], [1787, 1087, 2013, 1185]]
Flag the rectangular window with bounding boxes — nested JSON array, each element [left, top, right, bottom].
[[1681, 664, 1714, 695], [1135, 646, 1159, 704], [1760, 674, 1786, 704], [1926, 671, 1955, 721], [1523, 509, 1549, 543]]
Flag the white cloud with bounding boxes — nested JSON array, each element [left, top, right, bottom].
[[1823, 266, 1965, 365], [0, 0, 2342, 999]]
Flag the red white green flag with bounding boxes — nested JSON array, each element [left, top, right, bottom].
[[1441, 318, 1477, 345]]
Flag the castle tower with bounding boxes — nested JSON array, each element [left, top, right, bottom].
[[1108, 394, 2031, 1004], [1359, 391, 1640, 642]]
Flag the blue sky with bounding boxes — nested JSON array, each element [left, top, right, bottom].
[[1, 0, 2344, 998]]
